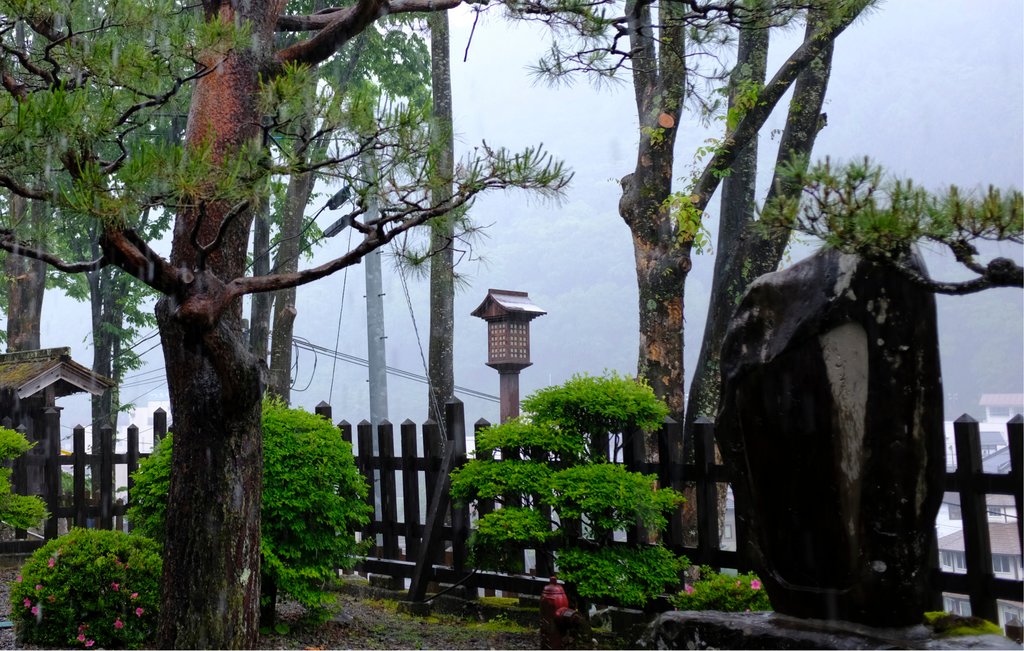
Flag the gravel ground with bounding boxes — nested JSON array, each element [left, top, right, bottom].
[[0, 563, 546, 649]]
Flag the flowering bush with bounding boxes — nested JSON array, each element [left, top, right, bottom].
[[10, 528, 161, 648], [669, 566, 771, 612]]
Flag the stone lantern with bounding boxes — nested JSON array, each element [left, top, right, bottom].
[[471, 289, 546, 422]]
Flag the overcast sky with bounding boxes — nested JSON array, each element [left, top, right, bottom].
[[34, 0, 1024, 434]]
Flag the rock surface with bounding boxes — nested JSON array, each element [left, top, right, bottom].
[[717, 248, 946, 626], [640, 611, 1018, 650]]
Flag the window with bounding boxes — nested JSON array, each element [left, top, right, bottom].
[[944, 595, 971, 617], [941, 550, 966, 572], [722, 525, 733, 540], [988, 406, 1011, 418], [992, 555, 1013, 574], [948, 504, 962, 520]]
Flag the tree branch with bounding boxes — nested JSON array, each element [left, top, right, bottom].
[[274, 0, 462, 69], [691, 1, 868, 208], [0, 229, 106, 273]]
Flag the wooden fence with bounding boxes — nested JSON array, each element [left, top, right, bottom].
[[1, 400, 1020, 625], [0, 408, 166, 554]]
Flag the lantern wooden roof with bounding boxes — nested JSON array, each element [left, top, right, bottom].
[[0, 347, 115, 400], [471, 289, 547, 322]]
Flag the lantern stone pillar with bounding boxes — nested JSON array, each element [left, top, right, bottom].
[[471, 289, 546, 423]]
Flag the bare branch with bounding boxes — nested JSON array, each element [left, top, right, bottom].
[[0, 229, 106, 273]]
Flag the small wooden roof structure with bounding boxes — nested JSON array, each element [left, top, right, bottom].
[[0, 347, 114, 400], [471, 289, 547, 322]]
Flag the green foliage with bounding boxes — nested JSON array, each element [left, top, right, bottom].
[[128, 398, 372, 622], [559, 546, 689, 607], [10, 528, 162, 649], [759, 157, 1023, 294], [0, 427, 47, 530], [451, 373, 685, 607], [924, 611, 1003, 637], [669, 566, 771, 612]]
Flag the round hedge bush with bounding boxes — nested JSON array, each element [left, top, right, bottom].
[[128, 396, 371, 622], [10, 528, 162, 649]]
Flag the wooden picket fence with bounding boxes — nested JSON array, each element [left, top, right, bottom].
[[1, 400, 1020, 626]]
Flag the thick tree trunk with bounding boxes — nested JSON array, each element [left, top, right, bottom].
[[155, 7, 273, 644], [685, 10, 834, 432], [620, 0, 689, 424], [427, 11, 455, 425], [156, 302, 263, 649], [5, 196, 45, 352]]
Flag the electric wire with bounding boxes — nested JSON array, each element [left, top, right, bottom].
[[328, 227, 355, 405], [292, 337, 498, 403]]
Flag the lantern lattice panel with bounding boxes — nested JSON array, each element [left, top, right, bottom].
[[488, 320, 531, 364]]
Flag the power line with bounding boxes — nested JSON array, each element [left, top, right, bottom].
[[292, 337, 499, 404]]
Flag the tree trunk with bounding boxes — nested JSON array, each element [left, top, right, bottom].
[[427, 11, 455, 425], [155, 8, 271, 644], [685, 9, 834, 432], [267, 163, 315, 403], [249, 194, 273, 363], [5, 196, 45, 352], [620, 0, 689, 424]]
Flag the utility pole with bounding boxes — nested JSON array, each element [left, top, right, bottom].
[[364, 191, 389, 430]]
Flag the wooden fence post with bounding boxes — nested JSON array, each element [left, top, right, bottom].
[[73, 424, 87, 528], [126, 424, 140, 531], [449, 399, 468, 574], [400, 420, 421, 561], [153, 408, 167, 445], [315, 401, 332, 423], [658, 417, 684, 549], [99, 423, 114, 530], [43, 407, 61, 540], [953, 415, 997, 623], [378, 420, 399, 559], [694, 417, 719, 568], [357, 420, 375, 550], [1008, 415, 1022, 562]]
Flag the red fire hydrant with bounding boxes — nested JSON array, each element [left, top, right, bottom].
[[540, 576, 582, 649]]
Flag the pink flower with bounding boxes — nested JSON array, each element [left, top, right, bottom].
[[35, 584, 42, 591], [30, 606, 38, 615], [684, 584, 694, 595], [736, 580, 743, 587], [111, 582, 120, 591], [750, 579, 762, 591], [47, 558, 54, 568], [86, 640, 95, 647], [130, 592, 138, 600], [15, 575, 22, 583], [77, 633, 86, 642], [114, 618, 124, 630], [135, 607, 144, 617], [22, 598, 31, 608]]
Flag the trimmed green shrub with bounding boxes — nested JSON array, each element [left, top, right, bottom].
[[669, 566, 771, 612], [128, 397, 372, 623], [451, 372, 687, 608], [0, 426, 47, 530], [10, 528, 162, 648]]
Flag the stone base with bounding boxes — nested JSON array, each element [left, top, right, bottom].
[[640, 611, 1017, 650], [368, 573, 405, 590]]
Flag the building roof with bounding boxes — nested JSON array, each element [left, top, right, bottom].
[[983, 447, 1013, 475], [938, 522, 1021, 556], [0, 347, 115, 399], [471, 289, 547, 321], [979, 394, 1024, 408]]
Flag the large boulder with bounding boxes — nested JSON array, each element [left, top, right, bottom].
[[717, 247, 945, 626]]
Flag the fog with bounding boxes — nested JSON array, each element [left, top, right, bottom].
[[31, 0, 1024, 434]]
